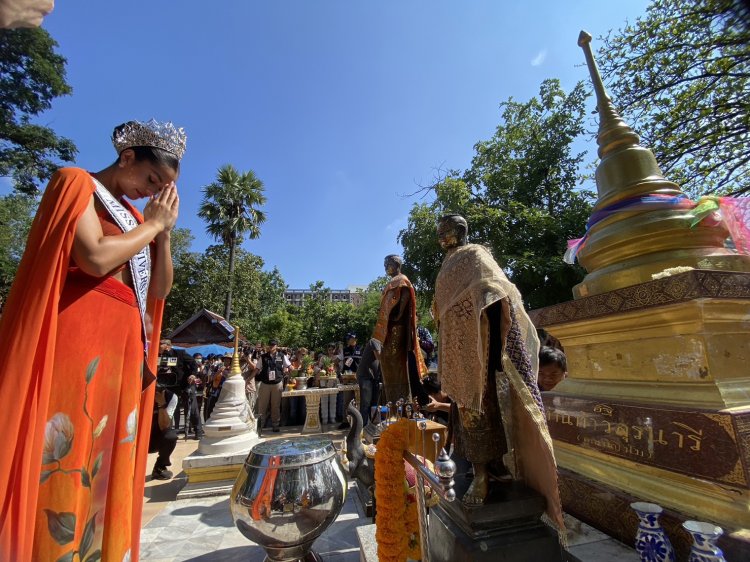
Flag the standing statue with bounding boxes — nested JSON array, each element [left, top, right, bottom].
[[371, 254, 427, 403], [433, 214, 564, 530]]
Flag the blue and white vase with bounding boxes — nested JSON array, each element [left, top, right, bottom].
[[682, 520, 726, 562], [630, 502, 676, 562]]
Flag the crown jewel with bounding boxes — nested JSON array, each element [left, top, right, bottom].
[[112, 119, 187, 161]]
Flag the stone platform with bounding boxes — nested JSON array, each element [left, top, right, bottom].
[[142, 426, 641, 561]]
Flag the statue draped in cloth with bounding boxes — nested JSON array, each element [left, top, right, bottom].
[[371, 254, 427, 404], [433, 214, 564, 530]]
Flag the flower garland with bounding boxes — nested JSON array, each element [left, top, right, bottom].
[[374, 418, 422, 562]]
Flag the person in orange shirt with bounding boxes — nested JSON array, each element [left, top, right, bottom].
[[0, 119, 186, 562]]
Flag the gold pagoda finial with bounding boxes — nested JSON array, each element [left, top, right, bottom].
[[230, 325, 242, 377], [570, 30, 747, 299], [578, 30, 640, 158]]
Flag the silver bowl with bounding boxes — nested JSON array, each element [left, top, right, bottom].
[[230, 437, 347, 562]]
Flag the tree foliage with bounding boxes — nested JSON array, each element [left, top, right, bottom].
[[0, 28, 77, 195], [254, 280, 382, 351], [197, 164, 267, 320], [164, 244, 266, 340], [400, 79, 593, 309], [597, 0, 750, 196], [0, 193, 36, 305]]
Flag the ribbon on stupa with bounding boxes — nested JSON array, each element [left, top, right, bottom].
[[689, 196, 750, 254], [565, 195, 750, 264]]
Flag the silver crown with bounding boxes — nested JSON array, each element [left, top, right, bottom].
[[112, 119, 187, 161]]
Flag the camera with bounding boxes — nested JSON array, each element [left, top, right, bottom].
[[156, 355, 185, 392]]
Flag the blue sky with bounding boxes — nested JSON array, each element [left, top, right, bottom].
[[12, 1, 651, 289]]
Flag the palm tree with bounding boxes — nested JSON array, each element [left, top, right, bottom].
[[198, 164, 267, 320]]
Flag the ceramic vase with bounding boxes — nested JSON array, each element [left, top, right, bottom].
[[682, 520, 726, 562], [630, 502, 676, 562]]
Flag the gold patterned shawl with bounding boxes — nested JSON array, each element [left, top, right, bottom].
[[434, 244, 540, 410], [434, 244, 565, 533]]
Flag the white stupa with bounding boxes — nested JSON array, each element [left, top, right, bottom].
[[179, 327, 259, 498]]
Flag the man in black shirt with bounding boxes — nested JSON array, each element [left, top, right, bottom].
[[157, 339, 201, 437], [255, 339, 290, 433], [338, 333, 362, 429]]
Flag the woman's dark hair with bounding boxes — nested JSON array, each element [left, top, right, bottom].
[[119, 145, 179, 172], [539, 346, 567, 371], [422, 373, 442, 395], [112, 123, 180, 171]]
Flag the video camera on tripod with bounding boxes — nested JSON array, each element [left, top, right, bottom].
[[156, 354, 188, 392]]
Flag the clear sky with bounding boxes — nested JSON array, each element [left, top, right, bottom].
[[13, 0, 651, 289]]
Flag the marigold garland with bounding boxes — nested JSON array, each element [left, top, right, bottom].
[[374, 418, 423, 562]]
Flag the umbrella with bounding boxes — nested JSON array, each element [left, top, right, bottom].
[[173, 343, 234, 357]]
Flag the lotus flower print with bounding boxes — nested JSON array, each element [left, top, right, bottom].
[[42, 413, 74, 464], [93, 415, 108, 438], [120, 408, 137, 443]]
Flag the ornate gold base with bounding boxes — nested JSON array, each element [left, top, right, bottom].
[[531, 270, 750, 546], [575, 251, 750, 298], [553, 439, 749, 529], [558, 467, 750, 561], [544, 294, 750, 409]]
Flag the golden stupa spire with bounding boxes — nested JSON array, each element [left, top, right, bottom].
[[570, 31, 748, 298], [230, 325, 242, 377], [578, 30, 641, 159]]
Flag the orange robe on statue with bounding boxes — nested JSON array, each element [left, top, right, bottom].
[[0, 168, 164, 562], [372, 273, 426, 402]]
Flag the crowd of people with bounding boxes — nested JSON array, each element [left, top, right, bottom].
[[158, 331, 424, 437], [152, 328, 568, 465], [0, 114, 569, 559]]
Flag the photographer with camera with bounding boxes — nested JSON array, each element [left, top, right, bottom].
[[157, 339, 202, 438], [149, 387, 179, 480]]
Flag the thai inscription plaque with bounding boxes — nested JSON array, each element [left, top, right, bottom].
[[542, 393, 747, 488]]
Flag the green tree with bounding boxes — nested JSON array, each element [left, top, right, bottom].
[[597, 0, 750, 196], [258, 307, 303, 346], [0, 28, 77, 195], [164, 245, 266, 339], [198, 164, 267, 320], [399, 79, 593, 309], [258, 266, 287, 319], [347, 280, 386, 344], [298, 281, 332, 351], [0, 193, 36, 304], [169, 227, 194, 270]]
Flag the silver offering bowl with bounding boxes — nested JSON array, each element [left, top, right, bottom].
[[230, 437, 347, 562]]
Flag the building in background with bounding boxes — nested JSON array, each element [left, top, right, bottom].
[[284, 285, 368, 307]]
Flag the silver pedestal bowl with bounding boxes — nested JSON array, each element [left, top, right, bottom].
[[230, 437, 347, 562]]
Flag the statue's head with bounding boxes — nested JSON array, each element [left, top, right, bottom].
[[384, 254, 403, 277], [437, 214, 468, 250]]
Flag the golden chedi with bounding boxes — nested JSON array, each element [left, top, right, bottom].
[[530, 32, 750, 560], [573, 31, 750, 299]]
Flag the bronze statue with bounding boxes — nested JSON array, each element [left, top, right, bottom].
[[371, 254, 426, 403], [433, 214, 564, 529]]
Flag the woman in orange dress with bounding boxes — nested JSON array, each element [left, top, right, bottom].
[[0, 119, 186, 562]]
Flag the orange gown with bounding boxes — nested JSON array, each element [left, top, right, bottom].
[[0, 168, 164, 562]]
